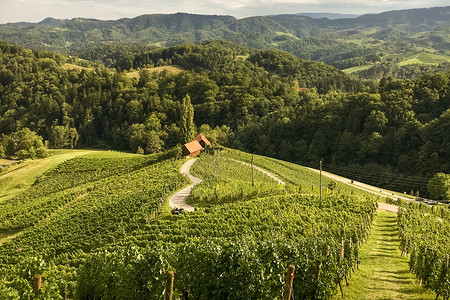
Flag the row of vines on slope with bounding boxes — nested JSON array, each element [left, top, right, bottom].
[[397, 202, 450, 299], [75, 193, 377, 299], [0, 157, 189, 299], [0, 149, 380, 299], [189, 154, 290, 205], [0, 151, 171, 232]]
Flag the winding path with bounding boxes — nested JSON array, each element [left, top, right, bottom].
[[168, 159, 201, 212]]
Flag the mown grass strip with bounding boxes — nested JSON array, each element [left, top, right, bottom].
[[333, 210, 435, 299]]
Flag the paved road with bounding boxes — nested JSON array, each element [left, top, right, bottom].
[[0, 159, 18, 168], [306, 167, 408, 213], [168, 159, 201, 212]]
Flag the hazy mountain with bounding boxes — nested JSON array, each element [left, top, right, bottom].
[[295, 13, 359, 19], [0, 7, 448, 70]]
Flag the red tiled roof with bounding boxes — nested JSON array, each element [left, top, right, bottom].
[[183, 140, 203, 153], [298, 88, 310, 92], [194, 133, 211, 146]]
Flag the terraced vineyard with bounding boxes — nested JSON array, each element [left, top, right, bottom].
[[0, 148, 445, 299]]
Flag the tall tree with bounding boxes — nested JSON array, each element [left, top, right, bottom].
[[427, 173, 450, 200], [180, 94, 196, 143]]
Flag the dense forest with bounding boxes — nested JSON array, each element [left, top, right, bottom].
[[1, 39, 449, 196], [0, 7, 449, 80]]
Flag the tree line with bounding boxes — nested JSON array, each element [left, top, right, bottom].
[[0, 40, 449, 192]]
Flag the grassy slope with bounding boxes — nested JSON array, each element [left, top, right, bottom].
[[343, 65, 373, 73], [398, 52, 450, 66], [126, 65, 184, 78], [333, 210, 435, 300], [0, 149, 98, 202]]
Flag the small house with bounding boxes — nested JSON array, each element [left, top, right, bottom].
[[194, 133, 211, 149], [182, 140, 203, 157]]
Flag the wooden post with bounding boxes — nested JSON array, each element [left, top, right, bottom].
[[284, 265, 295, 300], [315, 259, 323, 281], [218, 149, 221, 178], [339, 237, 344, 267], [165, 270, 174, 300], [251, 155, 255, 187], [33, 274, 42, 297], [319, 161, 322, 203]]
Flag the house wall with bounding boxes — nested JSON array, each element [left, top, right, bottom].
[[189, 150, 201, 157], [182, 146, 190, 157]]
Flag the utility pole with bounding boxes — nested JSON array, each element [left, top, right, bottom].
[[319, 160, 322, 203], [251, 155, 255, 187]]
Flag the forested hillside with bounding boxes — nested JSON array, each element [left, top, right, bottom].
[[1, 39, 449, 194], [0, 7, 449, 79]]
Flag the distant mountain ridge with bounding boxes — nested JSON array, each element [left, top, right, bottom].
[[0, 7, 448, 71], [295, 13, 359, 19]]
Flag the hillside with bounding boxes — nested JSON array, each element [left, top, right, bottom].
[[1, 39, 449, 190], [0, 148, 446, 298], [0, 7, 449, 76]]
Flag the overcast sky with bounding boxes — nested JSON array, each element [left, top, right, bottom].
[[0, 0, 448, 23]]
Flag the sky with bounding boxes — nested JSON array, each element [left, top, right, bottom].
[[0, 0, 448, 23]]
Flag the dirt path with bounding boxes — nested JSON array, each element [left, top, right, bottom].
[[333, 210, 435, 299], [233, 159, 286, 185], [168, 159, 201, 212]]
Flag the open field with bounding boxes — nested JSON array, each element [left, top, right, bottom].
[[126, 65, 184, 78], [343, 64, 373, 73], [275, 31, 299, 39], [61, 63, 92, 71], [398, 52, 450, 66]]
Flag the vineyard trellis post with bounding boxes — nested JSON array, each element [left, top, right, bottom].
[[165, 270, 174, 300], [251, 155, 254, 187], [319, 160, 322, 203], [218, 149, 221, 178], [33, 274, 42, 297], [284, 265, 295, 300], [338, 237, 345, 298]]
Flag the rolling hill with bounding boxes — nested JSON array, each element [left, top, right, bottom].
[[0, 147, 446, 299], [0, 7, 448, 73]]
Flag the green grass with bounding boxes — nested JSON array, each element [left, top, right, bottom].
[[398, 52, 450, 66], [333, 210, 436, 300], [275, 31, 299, 39], [126, 65, 184, 79], [343, 64, 373, 73], [0, 149, 99, 202]]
